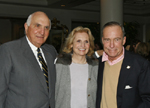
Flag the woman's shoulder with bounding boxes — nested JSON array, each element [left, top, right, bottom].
[[86, 56, 99, 66], [56, 53, 72, 65]]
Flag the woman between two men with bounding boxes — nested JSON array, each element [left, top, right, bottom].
[[55, 26, 98, 108]]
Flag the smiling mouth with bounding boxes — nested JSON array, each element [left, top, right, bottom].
[[79, 49, 86, 51], [36, 36, 44, 38]]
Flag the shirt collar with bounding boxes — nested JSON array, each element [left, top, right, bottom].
[[102, 47, 125, 65], [26, 36, 38, 52]]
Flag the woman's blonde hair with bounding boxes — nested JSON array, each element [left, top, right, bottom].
[[62, 26, 95, 57]]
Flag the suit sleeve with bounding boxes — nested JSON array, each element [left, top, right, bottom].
[[137, 60, 150, 108], [0, 44, 12, 107]]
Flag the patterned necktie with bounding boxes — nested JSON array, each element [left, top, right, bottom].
[[37, 48, 49, 91]]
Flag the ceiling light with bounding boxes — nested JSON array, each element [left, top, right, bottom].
[[61, 5, 65, 7]]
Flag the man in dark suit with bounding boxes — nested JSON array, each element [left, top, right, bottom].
[[96, 21, 150, 108], [0, 11, 57, 108]]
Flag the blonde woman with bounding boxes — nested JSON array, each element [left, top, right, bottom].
[[55, 26, 98, 108]]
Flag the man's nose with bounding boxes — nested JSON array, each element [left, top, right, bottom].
[[110, 40, 114, 48], [40, 27, 45, 35]]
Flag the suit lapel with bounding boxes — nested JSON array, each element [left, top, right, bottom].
[[96, 57, 104, 108], [117, 51, 133, 106], [21, 37, 48, 94]]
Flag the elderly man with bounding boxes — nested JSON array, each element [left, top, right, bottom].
[[96, 21, 150, 108], [0, 11, 57, 108]]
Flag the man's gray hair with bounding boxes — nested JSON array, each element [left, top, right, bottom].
[[26, 14, 32, 26], [102, 21, 125, 37], [26, 12, 51, 30]]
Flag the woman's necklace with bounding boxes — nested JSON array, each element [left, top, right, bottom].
[[72, 58, 87, 64]]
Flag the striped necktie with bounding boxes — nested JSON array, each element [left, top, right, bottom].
[[37, 48, 49, 91]]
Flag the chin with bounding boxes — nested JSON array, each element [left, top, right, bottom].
[[107, 53, 116, 57], [79, 54, 86, 56]]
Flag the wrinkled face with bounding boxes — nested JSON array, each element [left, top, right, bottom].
[[102, 25, 126, 61], [71, 32, 90, 57], [24, 12, 50, 48]]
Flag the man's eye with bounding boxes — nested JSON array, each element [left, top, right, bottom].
[[104, 39, 109, 41], [115, 38, 120, 41], [115, 38, 119, 41], [36, 24, 40, 27], [45, 26, 50, 30]]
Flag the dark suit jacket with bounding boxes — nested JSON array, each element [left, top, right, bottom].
[[0, 36, 57, 108], [96, 50, 150, 108]]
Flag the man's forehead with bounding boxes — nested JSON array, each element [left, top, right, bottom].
[[104, 25, 121, 31], [103, 26, 123, 35], [31, 17, 50, 26], [31, 12, 49, 22]]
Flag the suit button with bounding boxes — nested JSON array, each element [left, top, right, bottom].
[[88, 94, 90, 97], [88, 78, 91, 81]]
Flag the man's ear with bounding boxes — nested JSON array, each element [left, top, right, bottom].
[[123, 36, 126, 45], [24, 23, 28, 34], [102, 37, 104, 44]]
